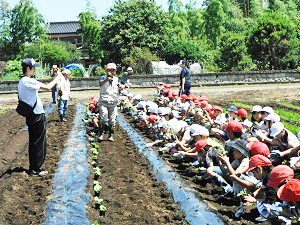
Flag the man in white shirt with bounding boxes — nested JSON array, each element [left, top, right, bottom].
[[18, 58, 62, 176], [57, 69, 71, 122], [98, 63, 123, 141]]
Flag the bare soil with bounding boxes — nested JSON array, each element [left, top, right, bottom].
[[0, 84, 299, 225], [0, 103, 75, 225]]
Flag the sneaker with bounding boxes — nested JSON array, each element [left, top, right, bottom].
[[224, 184, 233, 193], [29, 169, 48, 177], [255, 216, 267, 222], [98, 134, 104, 141], [108, 135, 114, 142], [191, 160, 199, 166]]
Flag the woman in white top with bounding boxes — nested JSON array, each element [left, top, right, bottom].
[[18, 58, 62, 176]]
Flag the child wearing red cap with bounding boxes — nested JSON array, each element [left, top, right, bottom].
[[171, 92, 181, 111], [174, 139, 208, 159], [211, 105, 227, 129], [230, 154, 274, 219], [277, 178, 300, 223], [257, 165, 298, 224]]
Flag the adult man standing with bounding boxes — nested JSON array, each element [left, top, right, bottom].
[[98, 63, 122, 141], [179, 60, 191, 96], [18, 58, 62, 176], [121, 66, 133, 87]]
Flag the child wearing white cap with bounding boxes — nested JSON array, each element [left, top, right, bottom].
[[57, 69, 71, 122], [269, 122, 299, 165]]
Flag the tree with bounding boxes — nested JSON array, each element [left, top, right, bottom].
[[216, 32, 255, 71], [7, 0, 45, 57], [123, 47, 159, 74], [168, 0, 183, 13], [77, 0, 103, 62], [0, 0, 11, 60], [247, 12, 297, 70], [202, 0, 225, 48], [162, 36, 207, 65], [78, 12, 103, 61], [100, 0, 168, 64], [23, 40, 80, 66], [185, 2, 204, 38]]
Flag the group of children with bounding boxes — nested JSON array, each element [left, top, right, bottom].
[[88, 82, 300, 224]]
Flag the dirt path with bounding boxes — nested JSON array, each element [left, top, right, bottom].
[[87, 125, 189, 225], [0, 105, 75, 225]]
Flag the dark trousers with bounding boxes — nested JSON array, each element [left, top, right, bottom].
[[52, 84, 57, 103], [26, 114, 47, 171], [179, 86, 191, 96]]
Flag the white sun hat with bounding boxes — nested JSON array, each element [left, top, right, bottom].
[[265, 113, 280, 123], [270, 122, 285, 137], [252, 105, 263, 112], [262, 106, 274, 114]]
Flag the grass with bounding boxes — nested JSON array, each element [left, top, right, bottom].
[[232, 101, 252, 109], [278, 101, 300, 110], [274, 108, 300, 123], [0, 109, 6, 114]]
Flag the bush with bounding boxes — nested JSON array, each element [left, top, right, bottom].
[[94, 66, 106, 77], [5, 59, 22, 78], [71, 69, 85, 78], [123, 47, 159, 75]]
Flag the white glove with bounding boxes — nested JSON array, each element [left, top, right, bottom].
[[173, 151, 186, 158], [256, 130, 268, 141], [145, 143, 154, 148], [161, 146, 170, 152], [165, 143, 176, 148], [290, 157, 300, 169]]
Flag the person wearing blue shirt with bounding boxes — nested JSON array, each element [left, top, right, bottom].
[[121, 67, 133, 87], [179, 60, 191, 96]]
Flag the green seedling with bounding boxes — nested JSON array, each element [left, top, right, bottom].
[[92, 154, 98, 159], [88, 137, 95, 142], [94, 196, 103, 204], [94, 167, 102, 176], [92, 149, 99, 155], [92, 221, 100, 225], [92, 142, 99, 149], [94, 181, 102, 193], [220, 148, 228, 155], [99, 204, 107, 212], [90, 147, 98, 153], [237, 188, 248, 197], [92, 160, 97, 166], [90, 131, 96, 137]]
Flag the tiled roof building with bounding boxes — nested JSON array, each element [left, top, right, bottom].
[[46, 21, 82, 47], [47, 21, 81, 34]]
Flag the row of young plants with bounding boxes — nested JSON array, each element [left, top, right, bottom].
[[87, 131, 108, 225]]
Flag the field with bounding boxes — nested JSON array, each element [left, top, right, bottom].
[[0, 83, 300, 225]]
